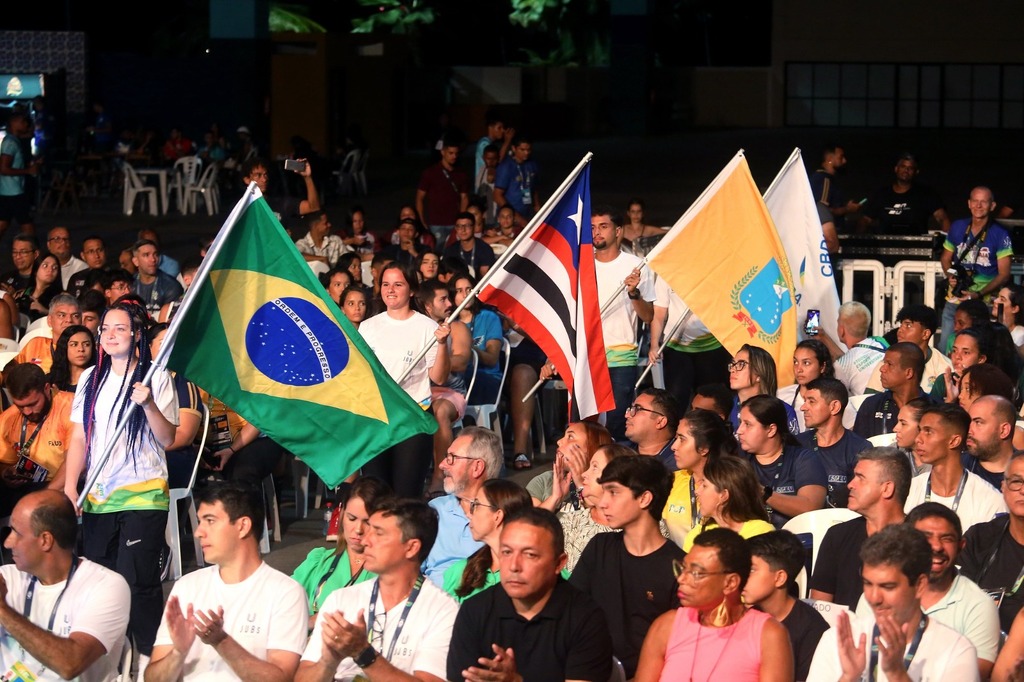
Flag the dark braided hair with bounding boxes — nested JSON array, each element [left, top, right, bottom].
[[82, 300, 156, 470]]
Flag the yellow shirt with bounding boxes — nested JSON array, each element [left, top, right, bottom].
[[682, 518, 775, 552], [0, 390, 72, 481], [663, 470, 696, 550]]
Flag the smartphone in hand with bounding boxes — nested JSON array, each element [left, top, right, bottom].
[[284, 158, 307, 173], [804, 309, 821, 336]]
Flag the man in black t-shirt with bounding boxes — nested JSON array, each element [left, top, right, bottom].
[[745, 531, 829, 682], [960, 452, 1024, 635], [570, 455, 683, 678], [809, 446, 911, 608], [859, 153, 950, 235], [447, 508, 612, 682]]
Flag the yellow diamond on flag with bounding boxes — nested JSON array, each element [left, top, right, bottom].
[[210, 267, 388, 423]]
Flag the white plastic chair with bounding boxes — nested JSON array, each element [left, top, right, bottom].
[[867, 433, 897, 447], [122, 162, 158, 216], [0, 350, 18, 370], [260, 473, 281, 555], [188, 162, 220, 215], [171, 156, 202, 213], [782, 508, 860, 597], [24, 317, 49, 334], [17, 326, 52, 351], [0, 338, 18, 353], [463, 336, 512, 442], [292, 457, 327, 520], [167, 407, 210, 580], [336, 149, 363, 196], [116, 635, 135, 682]]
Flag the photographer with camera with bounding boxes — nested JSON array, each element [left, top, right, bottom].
[[939, 186, 1012, 348]]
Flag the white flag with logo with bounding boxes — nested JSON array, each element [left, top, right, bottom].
[[764, 148, 843, 347]]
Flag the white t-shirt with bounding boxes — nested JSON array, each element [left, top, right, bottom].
[[60, 255, 89, 290], [856, 573, 1001, 665], [301, 577, 459, 681], [904, 470, 1007, 533], [595, 251, 654, 367], [154, 562, 308, 681], [71, 365, 179, 511], [835, 339, 886, 396], [359, 312, 439, 407], [0, 560, 131, 682], [652, 277, 717, 352], [808, 608, 980, 681]]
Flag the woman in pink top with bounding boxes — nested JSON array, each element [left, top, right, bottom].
[[634, 527, 793, 682]]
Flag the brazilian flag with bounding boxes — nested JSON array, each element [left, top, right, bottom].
[[164, 191, 437, 487]]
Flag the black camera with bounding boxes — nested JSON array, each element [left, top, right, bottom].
[[946, 264, 975, 298]]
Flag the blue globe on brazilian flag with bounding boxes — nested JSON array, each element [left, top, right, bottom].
[[164, 191, 436, 487]]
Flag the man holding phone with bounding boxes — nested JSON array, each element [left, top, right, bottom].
[[241, 156, 320, 236]]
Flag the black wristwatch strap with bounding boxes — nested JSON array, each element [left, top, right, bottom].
[[354, 646, 378, 668]]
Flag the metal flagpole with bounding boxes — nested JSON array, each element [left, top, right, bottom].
[[634, 310, 692, 389]]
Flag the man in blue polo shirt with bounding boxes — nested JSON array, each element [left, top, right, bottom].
[[493, 136, 540, 229]]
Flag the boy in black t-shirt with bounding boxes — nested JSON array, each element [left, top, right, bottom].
[[744, 531, 830, 682], [569, 454, 684, 679]]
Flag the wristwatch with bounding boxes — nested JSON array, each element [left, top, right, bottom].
[[354, 646, 378, 669], [762, 485, 773, 502], [627, 289, 641, 300]]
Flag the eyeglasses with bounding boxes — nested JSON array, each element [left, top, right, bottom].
[[672, 559, 729, 582], [47, 236, 70, 243], [249, 172, 269, 179], [625, 403, 664, 418], [457, 497, 495, 514], [83, 248, 105, 255], [727, 360, 749, 372], [1005, 477, 1024, 492], [444, 452, 477, 466]]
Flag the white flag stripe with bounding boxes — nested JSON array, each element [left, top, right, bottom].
[[763, 148, 843, 347]]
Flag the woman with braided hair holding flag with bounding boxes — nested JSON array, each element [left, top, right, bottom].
[[63, 299, 179, 665]]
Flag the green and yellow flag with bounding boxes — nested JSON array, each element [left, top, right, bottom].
[[162, 189, 437, 487]]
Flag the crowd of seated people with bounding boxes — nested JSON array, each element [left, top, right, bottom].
[[9, 122, 1024, 681]]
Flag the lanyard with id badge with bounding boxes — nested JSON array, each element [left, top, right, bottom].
[[3, 558, 79, 681], [13, 416, 48, 484], [975, 518, 1024, 619]]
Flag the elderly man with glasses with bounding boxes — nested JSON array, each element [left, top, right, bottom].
[[421, 426, 504, 587]]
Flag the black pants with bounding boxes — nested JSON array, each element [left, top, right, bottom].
[[82, 509, 166, 655], [222, 437, 284, 487], [361, 424, 434, 498], [662, 345, 732, 410]]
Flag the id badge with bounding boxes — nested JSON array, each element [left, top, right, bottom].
[[522, 189, 532, 204], [210, 414, 232, 448], [15, 455, 48, 484], [2, 661, 38, 682]]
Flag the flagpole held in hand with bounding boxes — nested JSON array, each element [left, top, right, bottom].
[[635, 310, 692, 390], [77, 183, 261, 510], [396, 153, 595, 386]]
